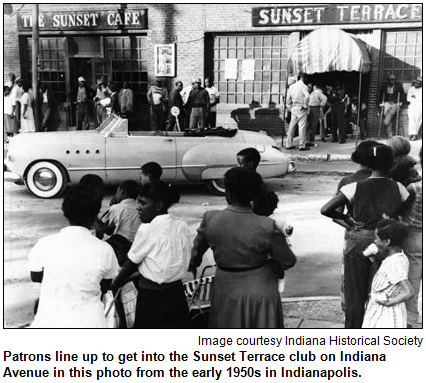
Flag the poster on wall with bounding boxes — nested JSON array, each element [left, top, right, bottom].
[[242, 59, 255, 81], [225, 59, 238, 79], [154, 44, 175, 77]]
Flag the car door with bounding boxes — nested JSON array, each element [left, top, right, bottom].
[[105, 134, 176, 184]]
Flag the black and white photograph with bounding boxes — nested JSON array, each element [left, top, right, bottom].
[[3, 3, 423, 331]]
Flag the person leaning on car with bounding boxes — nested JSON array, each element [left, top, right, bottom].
[[70, 77, 94, 130], [187, 78, 210, 131]]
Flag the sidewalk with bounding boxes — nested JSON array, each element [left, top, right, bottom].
[[273, 135, 423, 163]]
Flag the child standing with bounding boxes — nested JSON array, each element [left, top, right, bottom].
[[362, 219, 414, 328]]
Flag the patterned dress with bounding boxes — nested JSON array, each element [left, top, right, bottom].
[[362, 252, 409, 328]]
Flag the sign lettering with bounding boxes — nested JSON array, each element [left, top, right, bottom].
[[17, 9, 148, 30], [252, 4, 422, 26]]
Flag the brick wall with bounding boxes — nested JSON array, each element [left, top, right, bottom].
[[3, 4, 417, 136]]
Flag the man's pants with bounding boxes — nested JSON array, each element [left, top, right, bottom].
[[41, 103, 52, 131], [383, 102, 398, 137], [190, 107, 206, 130], [286, 106, 307, 148], [403, 228, 422, 326], [96, 104, 107, 127], [307, 107, 320, 143], [205, 111, 217, 128], [408, 102, 422, 136], [150, 104, 164, 131], [331, 103, 347, 142], [166, 113, 184, 131], [76, 103, 89, 130], [14, 102, 21, 132]]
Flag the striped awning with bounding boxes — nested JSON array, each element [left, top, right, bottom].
[[288, 28, 371, 75]]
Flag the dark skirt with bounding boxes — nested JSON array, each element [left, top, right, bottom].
[[133, 280, 189, 329], [209, 264, 283, 328]]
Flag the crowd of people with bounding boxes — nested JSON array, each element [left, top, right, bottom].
[[4, 73, 220, 138], [321, 136, 422, 328], [284, 73, 422, 151], [26, 132, 422, 329]]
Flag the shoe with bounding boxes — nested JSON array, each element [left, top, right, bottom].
[[299, 146, 310, 151], [339, 140, 346, 144], [410, 135, 418, 141], [321, 138, 326, 142], [332, 139, 338, 143], [306, 142, 316, 147], [285, 146, 296, 150]]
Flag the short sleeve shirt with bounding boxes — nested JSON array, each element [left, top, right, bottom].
[[128, 214, 192, 284]]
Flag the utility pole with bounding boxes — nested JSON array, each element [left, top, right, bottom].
[[32, 4, 39, 131]]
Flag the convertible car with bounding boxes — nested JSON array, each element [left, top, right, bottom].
[[5, 114, 295, 198]]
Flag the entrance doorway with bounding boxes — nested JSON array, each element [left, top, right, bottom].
[[69, 58, 111, 127]]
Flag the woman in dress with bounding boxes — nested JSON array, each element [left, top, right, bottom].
[[321, 144, 410, 328], [189, 167, 297, 328], [362, 219, 413, 328], [29, 185, 119, 328], [20, 82, 36, 133], [112, 181, 192, 328]]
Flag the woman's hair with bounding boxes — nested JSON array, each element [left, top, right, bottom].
[[22, 82, 32, 92], [119, 180, 139, 199], [138, 181, 180, 210], [253, 191, 279, 216], [390, 157, 418, 185], [365, 144, 394, 171], [224, 167, 263, 204], [376, 218, 409, 247], [140, 162, 163, 181], [388, 136, 411, 158], [62, 185, 102, 227], [351, 140, 380, 166], [79, 174, 105, 199]]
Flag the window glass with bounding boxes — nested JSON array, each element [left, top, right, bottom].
[[211, 33, 290, 105]]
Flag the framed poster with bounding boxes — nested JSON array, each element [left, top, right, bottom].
[[154, 44, 175, 77]]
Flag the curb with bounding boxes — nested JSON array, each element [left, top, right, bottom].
[[290, 154, 351, 162]]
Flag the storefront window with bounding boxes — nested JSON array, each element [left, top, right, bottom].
[[26, 37, 67, 103], [382, 30, 422, 84], [211, 34, 290, 105], [106, 36, 148, 104]]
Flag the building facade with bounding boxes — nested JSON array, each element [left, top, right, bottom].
[[3, 3, 422, 135]]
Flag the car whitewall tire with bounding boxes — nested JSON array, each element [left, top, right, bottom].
[[25, 161, 68, 198], [205, 179, 226, 196]]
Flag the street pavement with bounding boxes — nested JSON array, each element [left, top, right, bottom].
[[3, 134, 423, 329]]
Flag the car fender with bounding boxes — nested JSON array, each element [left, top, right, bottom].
[[181, 143, 259, 181]]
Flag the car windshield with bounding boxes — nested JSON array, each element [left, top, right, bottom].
[[96, 114, 122, 137]]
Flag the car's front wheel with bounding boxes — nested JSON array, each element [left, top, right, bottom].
[[205, 179, 226, 196], [25, 161, 68, 198]]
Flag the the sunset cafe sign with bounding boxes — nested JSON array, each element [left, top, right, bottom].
[[17, 9, 148, 30], [252, 4, 422, 26]]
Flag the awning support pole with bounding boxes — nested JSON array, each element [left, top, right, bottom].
[[281, 67, 290, 147], [355, 71, 362, 148]]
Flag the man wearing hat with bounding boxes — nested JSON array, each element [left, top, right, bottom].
[[10, 77, 24, 133], [187, 78, 210, 131], [94, 76, 111, 127], [407, 76, 422, 141], [378, 74, 405, 138], [71, 76, 94, 130]]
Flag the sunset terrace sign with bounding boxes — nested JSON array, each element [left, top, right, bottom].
[[17, 9, 148, 31], [252, 4, 422, 26]]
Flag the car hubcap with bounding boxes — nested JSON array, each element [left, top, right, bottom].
[[33, 168, 57, 191]]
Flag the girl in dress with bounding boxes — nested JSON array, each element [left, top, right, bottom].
[[362, 219, 414, 328], [20, 82, 36, 133]]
